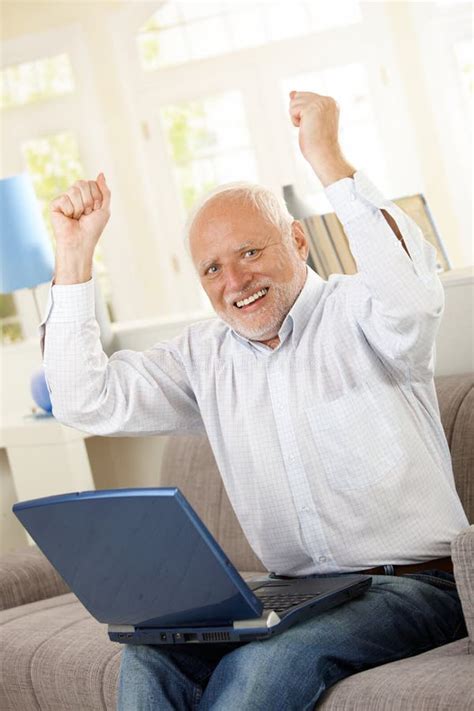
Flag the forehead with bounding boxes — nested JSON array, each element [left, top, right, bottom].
[[189, 196, 282, 267]]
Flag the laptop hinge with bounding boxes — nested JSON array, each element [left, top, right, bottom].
[[233, 610, 281, 630]]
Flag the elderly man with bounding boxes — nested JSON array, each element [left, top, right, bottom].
[[44, 92, 467, 710]]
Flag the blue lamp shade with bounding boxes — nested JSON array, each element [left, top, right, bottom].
[[0, 173, 54, 293]]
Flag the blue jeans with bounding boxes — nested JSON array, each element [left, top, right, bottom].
[[117, 571, 466, 710]]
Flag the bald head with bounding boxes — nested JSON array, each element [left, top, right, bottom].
[[188, 187, 309, 348]]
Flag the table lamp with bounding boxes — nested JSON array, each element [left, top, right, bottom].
[[0, 173, 55, 414]]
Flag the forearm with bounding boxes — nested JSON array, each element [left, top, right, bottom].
[[53, 247, 94, 285], [307, 147, 356, 188]]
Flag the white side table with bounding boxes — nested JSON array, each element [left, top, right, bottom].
[[0, 414, 95, 550]]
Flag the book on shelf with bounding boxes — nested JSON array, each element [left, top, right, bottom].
[[299, 193, 451, 279]]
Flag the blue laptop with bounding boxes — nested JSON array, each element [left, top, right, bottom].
[[13, 488, 371, 645]]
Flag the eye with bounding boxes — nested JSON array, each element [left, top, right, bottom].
[[244, 249, 258, 258], [205, 264, 219, 276]]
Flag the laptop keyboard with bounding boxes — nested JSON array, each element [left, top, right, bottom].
[[258, 593, 318, 615]]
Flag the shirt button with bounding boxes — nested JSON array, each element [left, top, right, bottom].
[[300, 506, 310, 512], [319, 556, 327, 563], [350, 193, 357, 202]]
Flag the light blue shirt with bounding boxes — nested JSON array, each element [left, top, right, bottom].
[[41, 172, 468, 575]]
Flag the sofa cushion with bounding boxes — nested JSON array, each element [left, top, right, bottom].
[[0, 546, 69, 611], [1, 591, 472, 711], [436, 374, 474, 522], [0, 571, 263, 711], [0, 593, 121, 711], [318, 637, 474, 710]]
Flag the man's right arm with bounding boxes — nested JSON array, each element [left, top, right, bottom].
[[44, 175, 204, 437], [41, 279, 204, 436]]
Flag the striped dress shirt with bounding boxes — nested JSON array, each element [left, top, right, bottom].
[[41, 172, 468, 575]]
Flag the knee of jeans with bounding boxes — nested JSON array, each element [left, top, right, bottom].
[[120, 644, 162, 669]]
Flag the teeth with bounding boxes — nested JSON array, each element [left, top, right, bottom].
[[236, 288, 268, 308]]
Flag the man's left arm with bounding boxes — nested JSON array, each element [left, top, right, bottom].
[[289, 91, 444, 379]]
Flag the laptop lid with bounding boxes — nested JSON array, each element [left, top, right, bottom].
[[13, 488, 263, 627]]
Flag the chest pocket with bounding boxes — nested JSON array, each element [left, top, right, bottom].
[[305, 385, 407, 491]]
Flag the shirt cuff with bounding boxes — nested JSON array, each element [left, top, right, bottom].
[[324, 170, 391, 225], [40, 277, 95, 326]]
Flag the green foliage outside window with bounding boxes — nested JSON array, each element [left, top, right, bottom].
[[161, 103, 218, 210], [0, 294, 24, 344], [22, 132, 112, 313], [0, 54, 75, 110]]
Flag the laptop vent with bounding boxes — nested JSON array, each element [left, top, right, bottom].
[[202, 632, 231, 642]]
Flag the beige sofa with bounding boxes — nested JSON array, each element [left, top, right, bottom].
[[0, 373, 473, 710]]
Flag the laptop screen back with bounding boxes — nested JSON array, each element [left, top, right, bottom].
[[13, 488, 262, 626]]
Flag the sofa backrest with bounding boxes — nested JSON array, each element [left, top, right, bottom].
[[435, 373, 473, 522], [160, 373, 473, 571]]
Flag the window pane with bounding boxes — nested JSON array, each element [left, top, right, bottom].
[[138, 27, 188, 70], [21, 132, 114, 319], [0, 294, 23, 345], [307, 0, 362, 31], [137, 1, 361, 70], [161, 91, 258, 211], [186, 17, 230, 60], [265, 2, 310, 42], [0, 320, 24, 345], [228, 8, 266, 49], [179, 1, 223, 23], [0, 53, 75, 109]]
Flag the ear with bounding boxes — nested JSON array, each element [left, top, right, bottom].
[[291, 220, 309, 261]]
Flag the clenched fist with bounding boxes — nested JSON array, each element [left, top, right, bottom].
[[289, 91, 355, 187], [50, 173, 111, 284]]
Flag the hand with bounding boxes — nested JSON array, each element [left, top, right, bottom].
[[289, 91, 355, 186], [50, 173, 111, 257]]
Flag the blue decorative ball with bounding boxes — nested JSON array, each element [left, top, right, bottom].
[[30, 367, 53, 413]]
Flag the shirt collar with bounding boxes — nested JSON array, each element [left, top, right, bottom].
[[229, 266, 325, 352]]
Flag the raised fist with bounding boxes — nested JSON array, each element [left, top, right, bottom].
[[50, 173, 111, 257]]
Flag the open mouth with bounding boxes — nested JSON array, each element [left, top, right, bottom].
[[234, 287, 269, 310]]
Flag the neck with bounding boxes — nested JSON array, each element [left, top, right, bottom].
[[259, 335, 281, 349]]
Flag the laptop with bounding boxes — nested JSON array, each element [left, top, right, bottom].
[[13, 488, 371, 645]]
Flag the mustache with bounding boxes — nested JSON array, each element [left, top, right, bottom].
[[224, 283, 271, 306]]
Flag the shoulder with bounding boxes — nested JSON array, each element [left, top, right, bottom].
[[165, 317, 231, 364]]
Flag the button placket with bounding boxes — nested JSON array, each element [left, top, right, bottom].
[[266, 358, 332, 563]]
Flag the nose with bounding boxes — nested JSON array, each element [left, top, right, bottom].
[[224, 262, 252, 296]]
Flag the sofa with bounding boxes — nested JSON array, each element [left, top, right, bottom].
[[0, 373, 473, 710]]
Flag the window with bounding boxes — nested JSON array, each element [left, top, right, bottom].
[[21, 132, 112, 315], [137, 0, 361, 70], [0, 294, 23, 345], [0, 53, 75, 109], [1, 35, 116, 339], [161, 91, 258, 211]]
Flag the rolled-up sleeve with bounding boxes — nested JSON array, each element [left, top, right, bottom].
[[40, 279, 205, 437], [324, 171, 444, 379]]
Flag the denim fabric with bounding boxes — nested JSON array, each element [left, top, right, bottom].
[[117, 571, 466, 711]]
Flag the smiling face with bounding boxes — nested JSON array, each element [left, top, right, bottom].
[[189, 195, 309, 346]]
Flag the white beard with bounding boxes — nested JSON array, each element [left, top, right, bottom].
[[216, 264, 306, 342]]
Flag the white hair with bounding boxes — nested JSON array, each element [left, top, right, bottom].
[[183, 181, 294, 252]]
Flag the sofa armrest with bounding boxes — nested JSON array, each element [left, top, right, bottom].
[[0, 545, 70, 611], [452, 525, 474, 650]]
